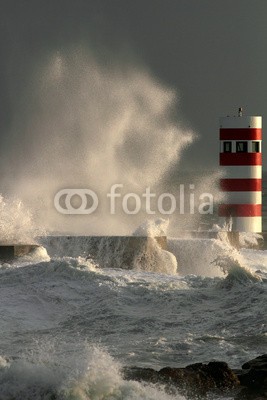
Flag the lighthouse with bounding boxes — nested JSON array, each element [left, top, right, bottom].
[[219, 108, 262, 233]]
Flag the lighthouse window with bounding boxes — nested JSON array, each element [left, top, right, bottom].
[[252, 141, 260, 153], [236, 141, 248, 153], [223, 142, 232, 152]]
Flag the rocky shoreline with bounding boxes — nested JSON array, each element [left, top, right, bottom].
[[123, 354, 267, 399]]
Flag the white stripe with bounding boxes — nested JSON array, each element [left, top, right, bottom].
[[221, 166, 262, 179], [220, 217, 262, 233], [220, 116, 262, 129], [221, 191, 262, 204]]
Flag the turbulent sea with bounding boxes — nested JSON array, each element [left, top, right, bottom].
[[0, 233, 266, 400]]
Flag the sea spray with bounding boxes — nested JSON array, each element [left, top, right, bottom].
[[132, 218, 169, 237], [168, 237, 232, 277], [132, 219, 177, 274], [212, 254, 262, 288], [0, 346, 183, 400], [89, 219, 178, 274], [0, 195, 45, 244], [0, 46, 226, 236], [1, 47, 197, 235], [208, 231, 263, 286]]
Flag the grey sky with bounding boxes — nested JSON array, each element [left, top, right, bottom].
[[1, 0, 267, 171]]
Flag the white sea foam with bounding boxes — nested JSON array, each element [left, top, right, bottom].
[[213, 255, 262, 288], [0, 347, 184, 400], [168, 237, 233, 277], [240, 248, 267, 275], [0, 195, 44, 244]]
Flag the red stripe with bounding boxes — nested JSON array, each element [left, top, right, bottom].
[[218, 204, 261, 217], [220, 178, 262, 191], [220, 128, 262, 140], [220, 153, 262, 166]]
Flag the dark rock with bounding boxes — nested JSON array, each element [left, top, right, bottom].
[[123, 355, 267, 399], [242, 354, 267, 371], [159, 361, 239, 394], [201, 361, 239, 389], [122, 367, 160, 384], [123, 361, 239, 397], [236, 355, 267, 398]]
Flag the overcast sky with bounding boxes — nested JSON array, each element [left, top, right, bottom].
[[1, 0, 267, 173]]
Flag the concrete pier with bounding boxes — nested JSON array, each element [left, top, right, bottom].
[[0, 244, 39, 261], [40, 235, 166, 256], [0, 231, 265, 264]]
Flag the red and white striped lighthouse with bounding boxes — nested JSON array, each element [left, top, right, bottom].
[[219, 108, 262, 232]]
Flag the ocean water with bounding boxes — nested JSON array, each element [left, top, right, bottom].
[[0, 232, 266, 400]]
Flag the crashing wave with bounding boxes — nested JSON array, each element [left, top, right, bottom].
[[0, 347, 182, 400], [212, 255, 262, 288]]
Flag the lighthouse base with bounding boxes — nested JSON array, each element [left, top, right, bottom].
[[219, 217, 262, 233]]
